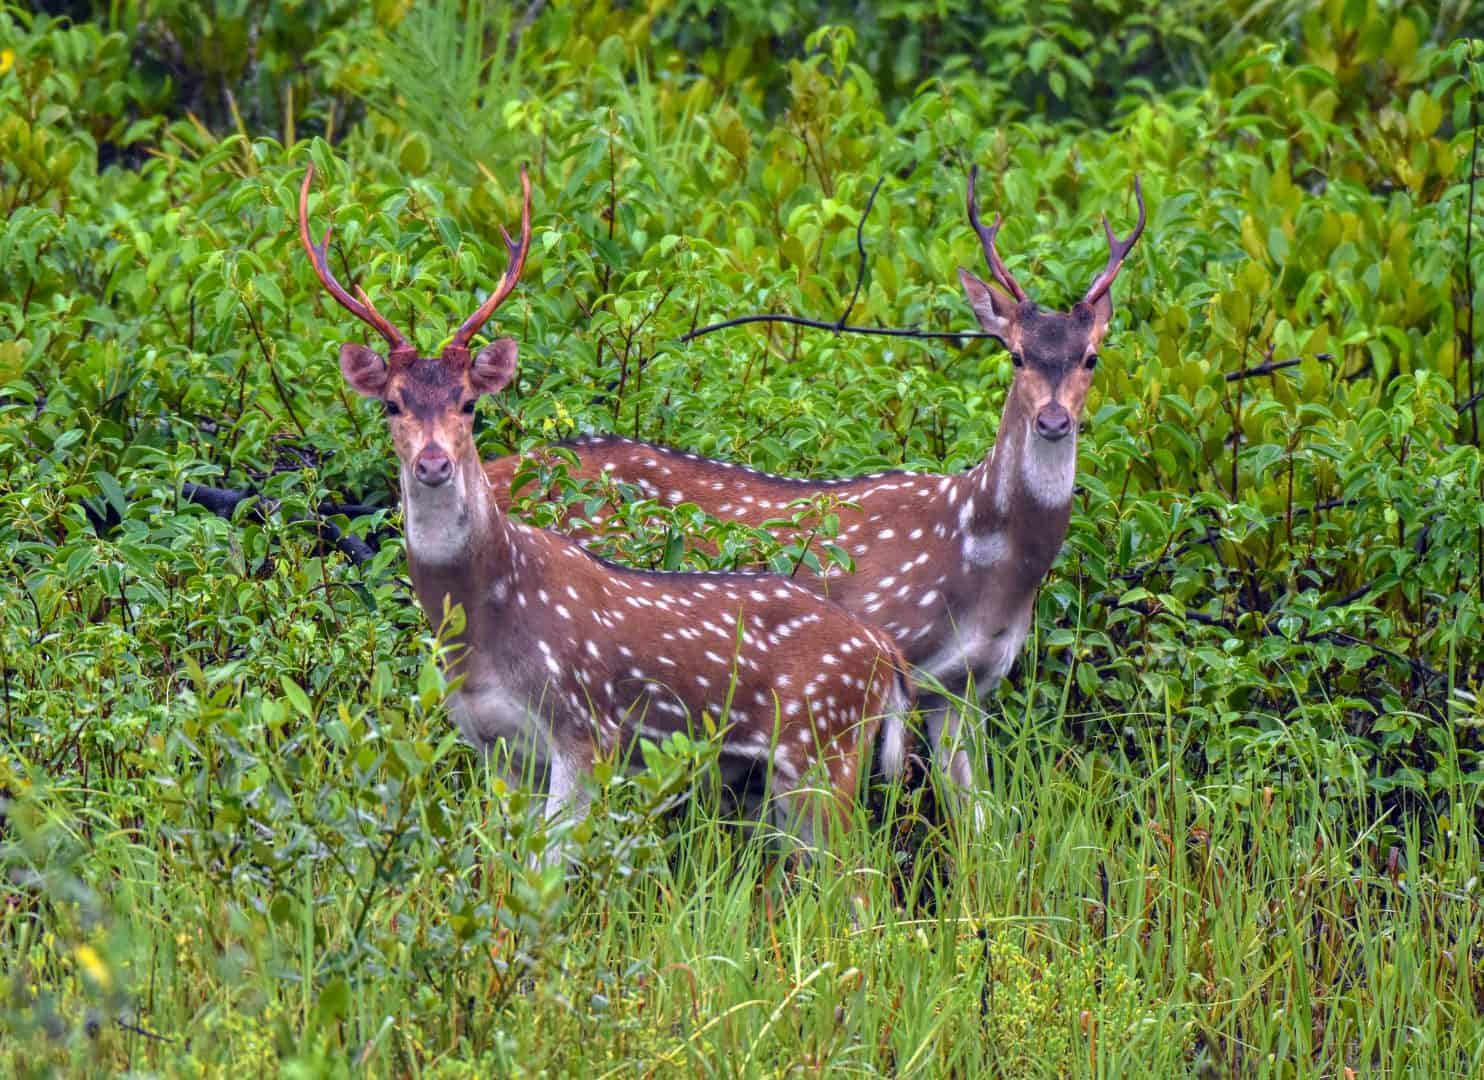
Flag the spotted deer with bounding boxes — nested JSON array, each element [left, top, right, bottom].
[[483, 167, 1145, 789], [300, 164, 911, 849]]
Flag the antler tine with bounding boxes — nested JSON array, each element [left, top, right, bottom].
[[965, 164, 1028, 303], [298, 165, 411, 354], [449, 165, 533, 351], [1082, 176, 1147, 306]]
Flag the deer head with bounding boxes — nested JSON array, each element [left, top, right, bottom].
[[299, 164, 532, 559], [957, 166, 1145, 446]]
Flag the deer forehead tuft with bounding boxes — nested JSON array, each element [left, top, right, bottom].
[[1018, 311, 1096, 368]]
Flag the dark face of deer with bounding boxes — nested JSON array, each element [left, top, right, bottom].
[[957, 269, 1110, 445], [340, 341, 517, 560], [957, 168, 1145, 503]]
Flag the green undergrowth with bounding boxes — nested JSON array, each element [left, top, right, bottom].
[[4, 670, 1481, 1075]]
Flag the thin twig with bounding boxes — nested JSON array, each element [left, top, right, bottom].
[[836, 176, 885, 329], [1471, 42, 1484, 608], [1225, 352, 1334, 382], [116, 1019, 173, 1043], [239, 299, 308, 438], [681, 314, 1000, 344], [1463, 40, 1480, 445], [680, 178, 1002, 346]]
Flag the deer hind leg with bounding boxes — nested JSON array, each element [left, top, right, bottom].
[[771, 780, 851, 859], [922, 697, 991, 829], [874, 671, 913, 781], [779, 740, 878, 922]]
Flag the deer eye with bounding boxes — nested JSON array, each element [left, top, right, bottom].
[[1086, 352, 1099, 370], [1010, 351, 1025, 368], [383, 400, 403, 417], [461, 399, 477, 415]]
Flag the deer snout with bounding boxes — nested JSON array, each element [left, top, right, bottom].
[[414, 446, 454, 487], [1034, 404, 1072, 441]]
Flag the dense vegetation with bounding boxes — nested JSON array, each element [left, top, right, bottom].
[[2, 0, 1483, 1073]]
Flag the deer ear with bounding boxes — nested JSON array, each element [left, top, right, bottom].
[[471, 338, 518, 395], [339, 343, 388, 397], [957, 267, 1015, 340]]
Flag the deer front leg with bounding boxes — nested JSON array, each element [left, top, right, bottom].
[[923, 699, 974, 790], [920, 697, 991, 830], [544, 739, 594, 823], [538, 736, 595, 869]]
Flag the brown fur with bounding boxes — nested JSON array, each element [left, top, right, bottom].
[[481, 274, 1111, 687]]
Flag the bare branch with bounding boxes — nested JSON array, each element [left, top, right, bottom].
[[681, 314, 1001, 345], [836, 176, 886, 329], [681, 177, 1003, 346], [1225, 352, 1334, 382], [1462, 39, 1480, 445], [182, 482, 381, 565]]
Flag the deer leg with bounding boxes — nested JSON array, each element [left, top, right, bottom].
[[772, 743, 860, 858], [799, 748, 872, 923], [921, 697, 990, 828], [484, 739, 530, 792], [538, 737, 594, 868], [770, 780, 810, 853], [771, 777, 833, 857], [773, 791, 850, 863], [544, 739, 594, 823], [924, 700, 974, 790]]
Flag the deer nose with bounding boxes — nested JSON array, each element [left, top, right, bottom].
[[414, 447, 453, 487], [1034, 405, 1072, 441]]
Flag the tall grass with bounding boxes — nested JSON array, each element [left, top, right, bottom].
[[4, 678, 1480, 1075]]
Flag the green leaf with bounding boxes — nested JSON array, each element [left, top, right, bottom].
[[280, 676, 313, 719]]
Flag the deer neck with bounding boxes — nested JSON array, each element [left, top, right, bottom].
[[402, 452, 524, 675], [961, 390, 1077, 574]]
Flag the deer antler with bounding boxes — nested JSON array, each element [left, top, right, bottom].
[[1082, 177, 1146, 306], [298, 165, 413, 357], [447, 165, 533, 353], [966, 164, 1029, 303]]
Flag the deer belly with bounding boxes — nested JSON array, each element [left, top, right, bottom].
[[618, 700, 794, 789]]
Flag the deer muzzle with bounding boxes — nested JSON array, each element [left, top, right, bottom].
[[414, 446, 454, 488], [1034, 403, 1072, 442]]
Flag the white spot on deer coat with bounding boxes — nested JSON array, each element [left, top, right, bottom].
[[963, 530, 1010, 567]]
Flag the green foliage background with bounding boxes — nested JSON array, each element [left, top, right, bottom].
[[2, 0, 1483, 1074]]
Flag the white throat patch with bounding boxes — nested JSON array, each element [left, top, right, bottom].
[[402, 464, 486, 564], [1019, 419, 1077, 506]]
